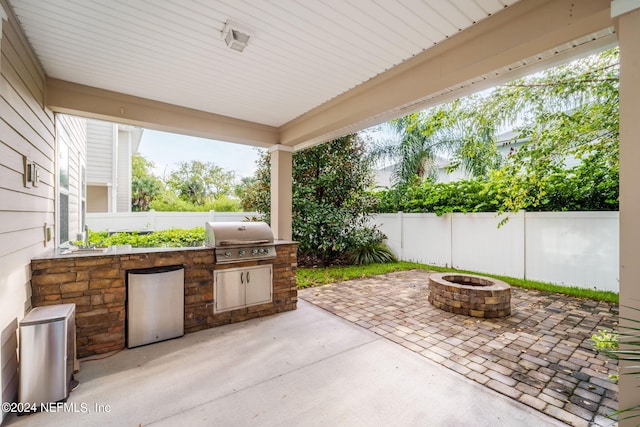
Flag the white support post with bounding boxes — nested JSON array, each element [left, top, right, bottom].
[[614, 3, 640, 425], [268, 145, 293, 241]]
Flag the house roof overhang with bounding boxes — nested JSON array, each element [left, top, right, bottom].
[[9, 0, 615, 150]]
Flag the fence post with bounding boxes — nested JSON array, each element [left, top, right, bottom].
[[523, 210, 527, 281], [398, 211, 404, 260], [148, 209, 157, 230], [449, 213, 453, 269]]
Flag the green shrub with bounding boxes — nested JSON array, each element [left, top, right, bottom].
[[87, 227, 204, 248], [342, 228, 397, 265], [346, 243, 397, 265], [149, 194, 241, 212], [375, 156, 618, 215], [592, 329, 619, 352], [246, 135, 380, 265], [375, 179, 499, 214], [205, 195, 242, 212], [149, 196, 194, 212]]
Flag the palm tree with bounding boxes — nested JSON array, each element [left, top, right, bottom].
[[370, 113, 445, 187], [371, 103, 500, 188]]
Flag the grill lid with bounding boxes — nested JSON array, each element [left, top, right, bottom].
[[205, 221, 274, 247]]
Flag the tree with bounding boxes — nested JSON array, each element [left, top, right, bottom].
[[240, 152, 271, 213], [234, 176, 257, 208], [244, 134, 380, 265], [485, 48, 619, 216], [373, 115, 439, 185], [371, 96, 503, 188], [166, 160, 236, 206], [374, 48, 619, 217], [131, 154, 163, 211]]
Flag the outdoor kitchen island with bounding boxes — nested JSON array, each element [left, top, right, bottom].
[[30, 241, 298, 358]]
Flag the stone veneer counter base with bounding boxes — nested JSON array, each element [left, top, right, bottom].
[[30, 242, 298, 357]]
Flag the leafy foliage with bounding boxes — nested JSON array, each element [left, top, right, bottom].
[[166, 160, 236, 205], [131, 154, 243, 212], [233, 176, 257, 205], [371, 113, 448, 185], [592, 330, 619, 352], [244, 134, 392, 265], [376, 179, 498, 215], [345, 243, 397, 265], [88, 227, 204, 247], [375, 48, 619, 218], [239, 153, 270, 212], [370, 91, 503, 187], [292, 135, 379, 264], [485, 49, 619, 217], [592, 306, 640, 421], [375, 155, 618, 214], [149, 194, 240, 212], [340, 227, 397, 265], [131, 154, 163, 211]]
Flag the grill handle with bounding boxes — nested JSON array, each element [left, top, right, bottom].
[[218, 239, 270, 246]]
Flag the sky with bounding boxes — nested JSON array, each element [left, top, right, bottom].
[[137, 129, 265, 180], [137, 126, 393, 181]]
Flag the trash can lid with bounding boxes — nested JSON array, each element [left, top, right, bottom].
[[20, 304, 75, 326]]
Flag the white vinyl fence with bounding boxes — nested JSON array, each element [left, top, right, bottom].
[[88, 210, 619, 292], [374, 212, 619, 292], [87, 211, 260, 232]]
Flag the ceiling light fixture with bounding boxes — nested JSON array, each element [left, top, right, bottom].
[[222, 21, 251, 53]]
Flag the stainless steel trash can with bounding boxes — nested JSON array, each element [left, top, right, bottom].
[[19, 304, 76, 405]]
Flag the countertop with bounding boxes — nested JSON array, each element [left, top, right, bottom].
[[32, 240, 296, 260]]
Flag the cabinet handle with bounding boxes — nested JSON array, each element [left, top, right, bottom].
[[240, 272, 244, 284], [247, 271, 250, 283]]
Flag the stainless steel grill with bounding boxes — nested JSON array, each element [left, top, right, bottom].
[[205, 221, 276, 264]]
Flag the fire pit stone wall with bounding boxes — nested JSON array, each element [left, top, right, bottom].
[[428, 273, 510, 318]]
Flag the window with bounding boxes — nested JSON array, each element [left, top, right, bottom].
[[58, 139, 70, 245], [81, 163, 86, 231]]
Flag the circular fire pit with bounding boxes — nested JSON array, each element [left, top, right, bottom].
[[428, 273, 510, 318]]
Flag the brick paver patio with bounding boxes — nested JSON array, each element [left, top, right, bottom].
[[299, 270, 618, 427]]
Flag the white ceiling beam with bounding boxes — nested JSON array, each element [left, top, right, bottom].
[[611, 0, 640, 17], [45, 78, 279, 148]]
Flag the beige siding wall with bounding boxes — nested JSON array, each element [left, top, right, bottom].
[[87, 185, 108, 213], [0, 3, 87, 420], [0, 0, 53, 419], [86, 120, 135, 213], [86, 119, 114, 184]]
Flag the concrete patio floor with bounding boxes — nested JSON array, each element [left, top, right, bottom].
[[5, 300, 563, 427], [299, 270, 619, 427]]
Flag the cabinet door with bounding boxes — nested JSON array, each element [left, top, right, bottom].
[[214, 269, 246, 313], [245, 265, 272, 306]]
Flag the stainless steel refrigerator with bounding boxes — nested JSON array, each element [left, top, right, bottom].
[[127, 266, 184, 348]]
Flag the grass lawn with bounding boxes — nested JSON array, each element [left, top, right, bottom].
[[297, 261, 619, 303]]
